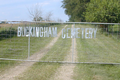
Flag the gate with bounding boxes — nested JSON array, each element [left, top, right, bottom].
[[0, 21, 120, 65]]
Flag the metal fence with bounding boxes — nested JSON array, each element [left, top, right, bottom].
[[0, 21, 120, 65]]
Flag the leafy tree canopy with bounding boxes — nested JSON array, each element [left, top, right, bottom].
[[62, 0, 90, 22], [84, 0, 120, 23], [62, 0, 120, 23]]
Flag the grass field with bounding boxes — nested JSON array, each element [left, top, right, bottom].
[[73, 25, 120, 80], [14, 24, 72, 80], [0, 23, 120, 80], [0, 23, 65, 73]]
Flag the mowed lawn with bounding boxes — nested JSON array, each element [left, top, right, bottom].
[[15, 24, 120, 80], [73, 24, 120, 80], [15, 25, 72, 80], [0, 23, 65, 74], [1, 24, 120, 80]]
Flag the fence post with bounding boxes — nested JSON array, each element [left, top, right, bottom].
[[28, 23, 30, 60], [117, 24, 118, 39], [118, 25, 120, 38], [112, 25, 114, 38], [72, 23, 75, 62]]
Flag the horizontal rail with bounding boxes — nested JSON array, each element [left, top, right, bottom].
[[1, 21, 120, 25], [0, 58, 120, 65]]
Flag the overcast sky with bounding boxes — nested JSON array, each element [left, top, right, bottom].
[[0, 0, 69, 22]]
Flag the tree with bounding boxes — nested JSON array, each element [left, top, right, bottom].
[[61, 0, 90, 22], [28, 3, 43, 21], [33, 17, 43, 21], [84, 0, 120, 23], [84, 0, 120, 32], [57, 18, 63, 22], [44, 11, 53, 21]]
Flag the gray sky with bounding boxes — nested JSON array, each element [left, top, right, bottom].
[[0, 0, 69, 22]]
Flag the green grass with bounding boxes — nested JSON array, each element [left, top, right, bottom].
[[0, 23, 65, 73], [15, 25, 72, 80], [1, 23, 120, 80], [98, 24, 120, 39], [73, 24, 120, 80], [73, 64, 120, 80]]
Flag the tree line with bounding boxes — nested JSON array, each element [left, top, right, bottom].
[[62, 0, 120, 23]]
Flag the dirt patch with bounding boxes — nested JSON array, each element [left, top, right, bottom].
[[0, 25, 67, 80], [50, 25, 77, 80]]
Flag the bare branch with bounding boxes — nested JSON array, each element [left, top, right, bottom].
[[45, 11, 53, 21], [28, 3, 43, 21]]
